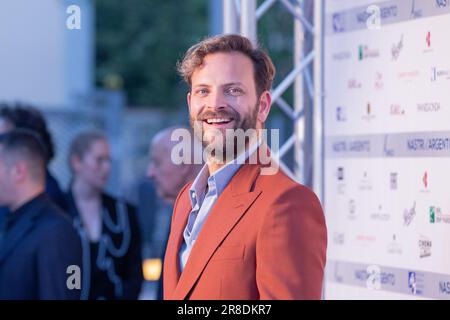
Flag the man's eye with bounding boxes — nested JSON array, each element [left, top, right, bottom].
[[196, 88, 208, 95], [226, 87, 243, 95]]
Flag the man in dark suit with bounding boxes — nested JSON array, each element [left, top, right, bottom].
[[0, 129, 82, 299]]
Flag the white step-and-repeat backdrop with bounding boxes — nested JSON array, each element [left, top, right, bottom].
[[323, 0, 450, 299]]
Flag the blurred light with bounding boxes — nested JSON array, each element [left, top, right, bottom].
[[142, 258, 162, 281], [103, 73, 124, 90]]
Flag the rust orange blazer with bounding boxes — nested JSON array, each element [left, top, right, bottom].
[[163, 155, 327, 300]]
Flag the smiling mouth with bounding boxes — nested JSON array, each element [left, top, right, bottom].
[[203, 118, 234, 125]]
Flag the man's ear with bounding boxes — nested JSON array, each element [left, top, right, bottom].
[[11, 161, 28, 183], [257, 91, 272, 124], [70, 155, 82, 173], [187, 92, 192, 111]]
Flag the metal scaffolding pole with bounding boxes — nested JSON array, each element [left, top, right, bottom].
[[240, 0, 257, 45], [294, 2, 306, 183], [223, 0, 240, 34], [313, 0, 324, 198]]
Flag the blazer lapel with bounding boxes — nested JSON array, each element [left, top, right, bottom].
[[164, 185, 193, 299], [172, 163, 262, 300]]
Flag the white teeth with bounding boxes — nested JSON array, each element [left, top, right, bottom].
[[206, 118, 231, 124]]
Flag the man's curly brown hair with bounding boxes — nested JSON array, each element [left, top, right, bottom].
[[177, 34, 275, 97]]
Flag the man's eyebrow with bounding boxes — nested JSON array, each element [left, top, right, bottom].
[[192, 84, 211, 88], [192, 82, 246, 89], [223, 82, 245, 87]]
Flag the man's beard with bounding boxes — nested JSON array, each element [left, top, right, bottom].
[[189, 104, 259, 164]]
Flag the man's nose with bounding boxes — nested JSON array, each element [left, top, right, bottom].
[[207, 90, 227, 110]]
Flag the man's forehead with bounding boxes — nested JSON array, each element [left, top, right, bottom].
[[202, 51, 252, 62], [150, 142, 166, 158], [192, 52, 254, 79]]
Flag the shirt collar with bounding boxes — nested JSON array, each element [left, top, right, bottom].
[[189, 165, 209, 209]]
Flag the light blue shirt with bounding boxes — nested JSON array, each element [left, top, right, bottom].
[[179, 141, 260, 271]]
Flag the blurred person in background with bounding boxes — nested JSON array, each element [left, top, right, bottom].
[[0, 129, 82, 299], [147, 126, 203, 205], [146, 126, 202, 299], [66, 130, 143, 300], [0, 103, 67, 210], [0, 103, 67, 230]]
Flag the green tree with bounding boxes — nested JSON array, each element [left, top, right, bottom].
[[95, 0, 208, 108]]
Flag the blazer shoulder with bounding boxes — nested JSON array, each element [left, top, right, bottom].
[[37, 202, 74, 227], [33, 207, 80, 249], [38, 209, 75, 231]]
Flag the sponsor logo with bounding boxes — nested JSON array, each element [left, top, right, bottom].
[[358, 44, 380, 60], [390, 104, 405, 116], [362, 102, 376, 122], [374, 72, 383, 90], [439, 281, 450, 295], [390, 172, 398, 190], [436, 0, 449, 8], [356, 5, 398, 25], [348, 199, 356, 220], [333, 232, 345, 245], [403, 202, 416, 226], [423, 171, 428, 188], [358, 171, 373, 191], [332, 51, 351, 61], [349, 140, 370, 152], [332, 141, 346, 153], [410, 0, 423, 19], [364, 265, 381, 290], [366, 5, 381, 30], [348, 78, 362, 89], [383, 135, 395, 157], [354, 265, 396, 290], [332, 12, 346, 33], [336, 106, 347, 122], [420, 171, 430, 193], [337, 167, 346, 195], [355, 234, 376, 245], [424, 31, 433, 53], [419, 235, 432, 258], [398, 70, 419, 83], [387, 234, 403, 254], [332, 140, 371, 154], [407, 137, 450, 152], [429, 206, 450, 224], [408, 271, 425, 295], [337, 167, 344, 181], [417, 102, 440, 113], [391, 34, 404, 61], [370, 204, 390, 221], [334, 263, 344, 283], [431, 67, 450, 82]]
